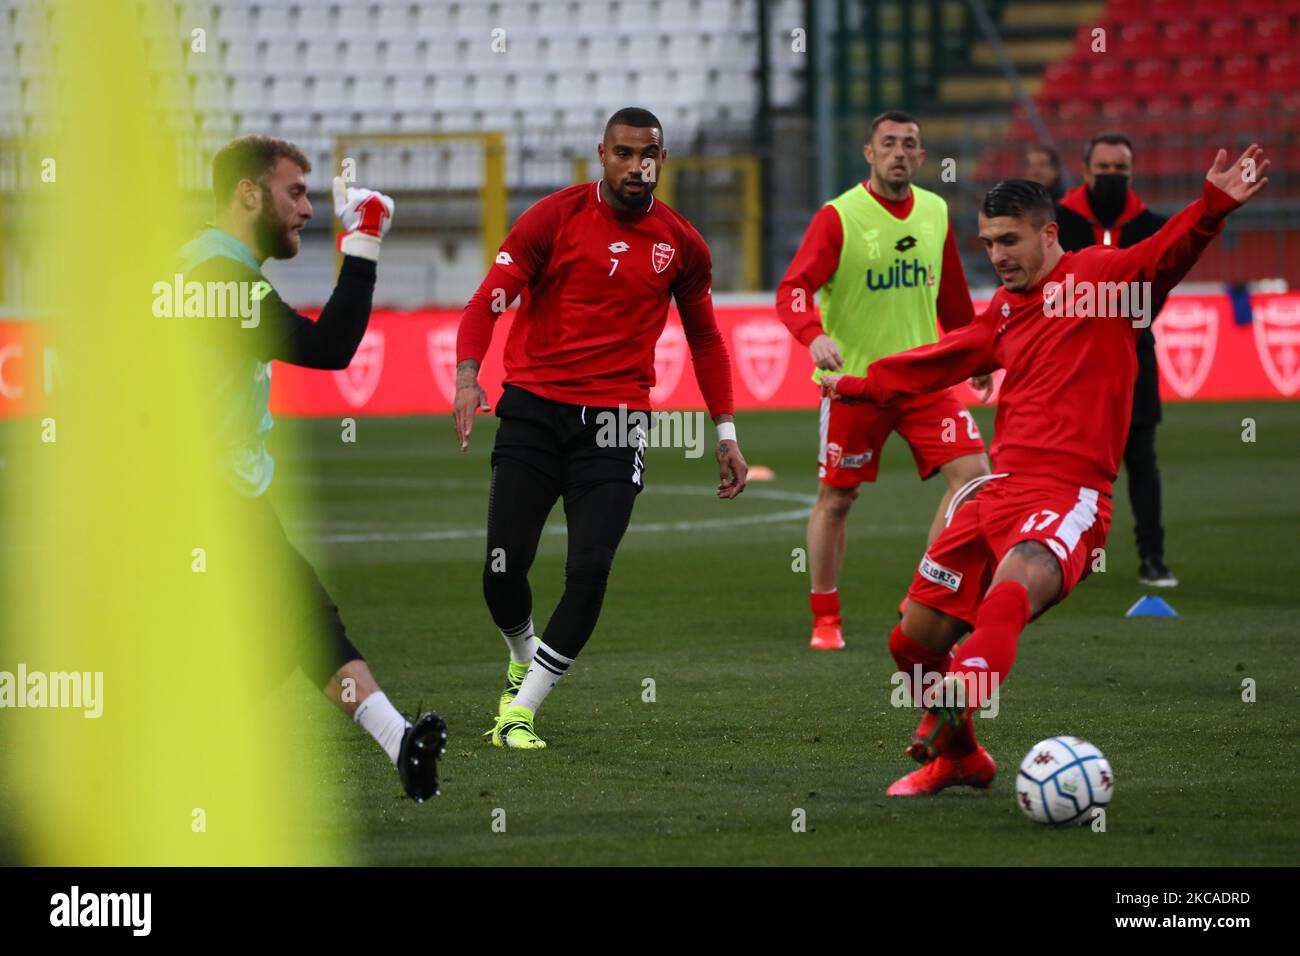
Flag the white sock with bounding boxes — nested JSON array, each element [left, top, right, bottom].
[[354, 691, 409, 765], [513, 640, 573, 714], [501, 617, 538, 665]]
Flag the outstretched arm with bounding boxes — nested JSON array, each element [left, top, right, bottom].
[[1099, 145, 1269, 303], [821, 318, 1000, 405]]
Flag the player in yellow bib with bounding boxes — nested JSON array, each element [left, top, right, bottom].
[[777, 111, 992, 650]]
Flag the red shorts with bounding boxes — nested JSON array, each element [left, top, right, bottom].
[[907, 473, 1114, 626], [818, 388, 985, 487]]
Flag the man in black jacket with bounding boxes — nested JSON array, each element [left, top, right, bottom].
[[1056, 132, 1177, 587]]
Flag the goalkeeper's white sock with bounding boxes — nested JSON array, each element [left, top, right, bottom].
[[513, 641, 573, 714], [500, 617, 537, 664], [354, 691, 409, 764]]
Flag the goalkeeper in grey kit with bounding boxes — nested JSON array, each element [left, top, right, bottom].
[[181, 135, 446, 801]]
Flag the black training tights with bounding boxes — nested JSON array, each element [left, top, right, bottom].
[[482, 458, 638, 660]]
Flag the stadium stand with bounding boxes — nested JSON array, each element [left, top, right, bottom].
[[0, 0, 1295, 301]]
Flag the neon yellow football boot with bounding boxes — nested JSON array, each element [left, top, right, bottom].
[[486, 704, 547, 750], [498, 659, 530, 718]]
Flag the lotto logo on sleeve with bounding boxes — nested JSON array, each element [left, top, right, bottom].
[[919, 554, 963, 592]]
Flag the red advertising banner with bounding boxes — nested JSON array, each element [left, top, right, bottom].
[[2, 293, 1298, 418]]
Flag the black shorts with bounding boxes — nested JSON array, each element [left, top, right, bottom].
[[492, 384, 647, 493]]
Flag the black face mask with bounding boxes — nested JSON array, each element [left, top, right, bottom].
[[1087, 173, 1129, 226]]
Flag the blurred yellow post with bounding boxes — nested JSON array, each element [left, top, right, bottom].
[[1, 2, 346, 865]]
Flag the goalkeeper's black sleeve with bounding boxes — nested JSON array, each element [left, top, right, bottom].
[[187, 254, 377, 370]]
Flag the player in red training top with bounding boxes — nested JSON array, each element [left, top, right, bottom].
[[822, 145, 1269, 796], [455, 107, 748, 750]]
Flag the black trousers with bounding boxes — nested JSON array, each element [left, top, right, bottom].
[[1122, 422, 1165, 561], [482, 385, 642, 661], [236, 492, 364, 689]]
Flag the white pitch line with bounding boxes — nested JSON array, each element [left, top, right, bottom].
[[296, 484, 819, 544]]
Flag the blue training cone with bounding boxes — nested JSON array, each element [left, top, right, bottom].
[[1126, 595, 1179, 617]]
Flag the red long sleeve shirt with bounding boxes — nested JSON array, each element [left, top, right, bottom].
[[836, 180, 1239, 490], [776, 182, 976, 346], [457, 182, 734, 416]]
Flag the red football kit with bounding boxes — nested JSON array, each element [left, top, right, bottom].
[[776, 182, 984, 487], [836, 179, 1239, 622], [457, 181, 734, 416]]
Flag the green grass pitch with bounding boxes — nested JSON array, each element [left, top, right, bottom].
[[1, 402, 1294, 865], [265, 401, 1298, 865]]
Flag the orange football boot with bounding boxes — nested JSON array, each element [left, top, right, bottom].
[[809, 614, 845, 650]]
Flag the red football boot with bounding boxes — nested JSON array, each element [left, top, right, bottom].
[[886, 746, 996, 796], [906, 708, 967, 763], [809, 614, 845, 650], [905, 674, 974, 763]]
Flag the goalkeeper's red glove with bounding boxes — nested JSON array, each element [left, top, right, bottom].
[[333, 176, 394, 262]]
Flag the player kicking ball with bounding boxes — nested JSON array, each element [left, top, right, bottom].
[[454, 108, 747, 749], [183, 136, 447, 800], [822, 145, 1269, 796]]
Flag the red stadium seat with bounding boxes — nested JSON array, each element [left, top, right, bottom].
[[1039, 60, 1085, 106], [1130, 58, 1170, 93], [1144, 145, 1181, 178], [1116, 18, 1156, 56], [1112, 18, 1154, 58], [1148, 0, 1195, 20], [1159, 19, 1202, 59], [1086, 59, 1130, 99], [1255, 17, 1296, 55], [1268, 51, 1300, 89], [1186, 91, 1226, 137], [1142, 93, 1185, 137], [1192, 0, 1241, 19], [1231, 89, 1270, 112], [1221, 54, 1262, 93], [1176, 55, 1218, 97], [1276, 88, 1300, 113], [1229, 90, 1273, 136], [1205, 18, 1246, 57], [1099, 96, 1139, 123], [1170, 144, 1211, 178], [1046, 99, 1095, 142]]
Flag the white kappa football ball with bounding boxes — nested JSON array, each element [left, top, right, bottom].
[[1015, 736, 1115, 826]]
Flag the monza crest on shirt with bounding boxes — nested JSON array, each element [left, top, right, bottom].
[[651, 241, 675, 274]]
